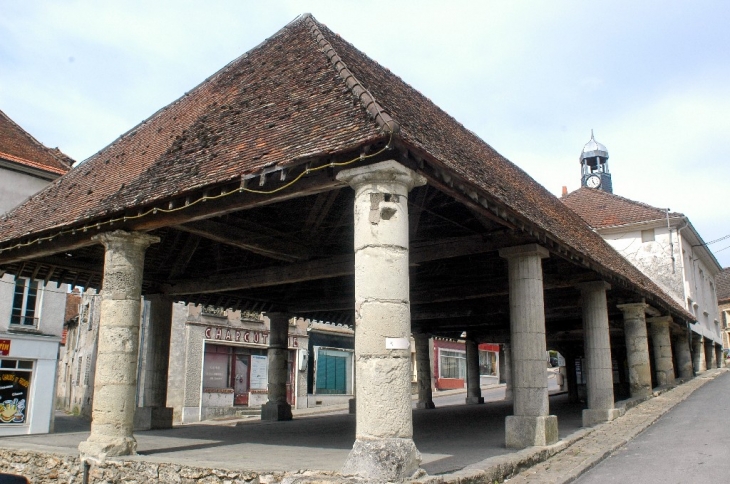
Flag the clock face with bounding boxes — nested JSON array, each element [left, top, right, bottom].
[[586, 175, 601, 188]]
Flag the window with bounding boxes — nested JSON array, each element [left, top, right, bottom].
[[10, 278, 41, 327], [641, 229, 655, 243], [439, 349, 466, 379], [315, 348, 353, 395], [0, 359, 33, 425]]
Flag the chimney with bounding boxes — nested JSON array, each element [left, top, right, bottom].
[[561, 186, 568, 197]]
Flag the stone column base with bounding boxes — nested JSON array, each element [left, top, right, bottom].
[[505, 415, 558, 449], [416, 400, 436, 409], [465, 396, 484, 405], [582, 407, 624, 427], [134, 406, 174, 430], [348, 398, 356, 414], [341, 438, 422, 480], [261, 401, 292, 421], [78, 436, 137, 462]]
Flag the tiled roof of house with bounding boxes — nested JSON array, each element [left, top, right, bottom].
[[0, 14, 692, 321], [561, 187, 683, 228], [0, 109, 73, 175], [717, 268, 730, 304]]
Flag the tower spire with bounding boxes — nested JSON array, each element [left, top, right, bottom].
[[580, 132, 612, 193]]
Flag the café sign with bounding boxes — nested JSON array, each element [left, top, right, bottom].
[[0, 340, 10, 357]]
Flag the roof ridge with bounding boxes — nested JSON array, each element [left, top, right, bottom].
[[0, 108, 72, 170], [303, 16, 399, 136], [567, 187, 683, 219]]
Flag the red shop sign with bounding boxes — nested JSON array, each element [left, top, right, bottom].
[[0, 340, 10, 356]]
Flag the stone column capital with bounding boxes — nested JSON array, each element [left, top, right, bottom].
[[576, 280, 611, 294], [92, 230, 160, 250], [498, 243, 550, 260], [617, 302, 648, 317], [336, 160, 426, 194]]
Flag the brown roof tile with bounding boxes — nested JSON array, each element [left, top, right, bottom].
[[561, 187, 683, 228], [717, 268, 730, 304], [0, 15, 693, 322], [0, 109, 73, 175]]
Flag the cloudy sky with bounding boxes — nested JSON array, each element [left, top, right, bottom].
[[1, 1, 729, 266]]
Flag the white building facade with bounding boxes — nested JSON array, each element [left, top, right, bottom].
[[0, 108, 72, 435]]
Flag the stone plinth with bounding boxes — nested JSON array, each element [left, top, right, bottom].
[[618, 303, 652, 398], [337, 160, 426, 480], [499, 244, 557, 448], [79, 230, 159, 461]]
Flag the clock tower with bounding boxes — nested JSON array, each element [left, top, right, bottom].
[[580, 131, 613, 193]]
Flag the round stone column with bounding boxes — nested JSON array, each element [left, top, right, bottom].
[[79, 230, 159, 461], [578, 281, 621, 427], [500, 343, 513, 401], [674, 329, 694, 379], [262, 312, 293, 421], [414, 333, 435, 409], [337, 160, 426, 480], [465, 335, 484, 404], [692, 334, 706, 373], [617, 303, 652, 398], [715, 344, 724, 369], [499, 244, 558, 449], [704, 338, 716, 370], [135, 294, 174, 430], [648, 316, 675, 386]]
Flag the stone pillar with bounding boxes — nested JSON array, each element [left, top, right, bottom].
[[337, 160, 426, 480], [465, 336, 484, 405], [135, 294, 174, 430], [674, 330, 694, 379], [78, 230, 159, 461], [414, 333, 435, 409], [692, 334, 706, 373], [499, 343, 513, 401], [648, 316, 675, 386], [261, 312, 292, 421], [499, 244, 558, 449], [617, 303, 652, 398], [564, 350, 580, 403], [704, 338, 716, 370], [715, 345, 724, 369], [578, 281, 621, 427]]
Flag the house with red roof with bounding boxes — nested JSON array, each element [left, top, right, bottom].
[[563, 134, 724, 373], [0, 108, 73, 435]]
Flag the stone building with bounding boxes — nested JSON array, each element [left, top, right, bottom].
[[0, 108, 72, 435], [717, 268, 730, 351], [563, 134, 724, 375], [0, 15, 706, 479]]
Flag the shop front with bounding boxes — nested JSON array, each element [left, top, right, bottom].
[[168, 305, 308, 424]]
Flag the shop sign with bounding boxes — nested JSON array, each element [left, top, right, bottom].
[[0, 340, 10, 356], [204, 326, 300, 348], [0, 370, 30, 424]]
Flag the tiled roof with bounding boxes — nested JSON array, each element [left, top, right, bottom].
[[0, 14, 692, 321], [0, 109, 73, 175], [717, 268, 730, 304], [561, 187, 683, 229]]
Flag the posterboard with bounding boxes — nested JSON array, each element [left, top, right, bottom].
[[250, 355, 268, 390], [0, 370, 31, 424]]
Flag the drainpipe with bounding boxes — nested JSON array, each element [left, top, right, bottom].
[[666, 209, 675, 274]]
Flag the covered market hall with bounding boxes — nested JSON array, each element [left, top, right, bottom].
[[0, 14, 698, 481]]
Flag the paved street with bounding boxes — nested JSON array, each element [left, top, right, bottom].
[[573, 370, 730, 484]]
